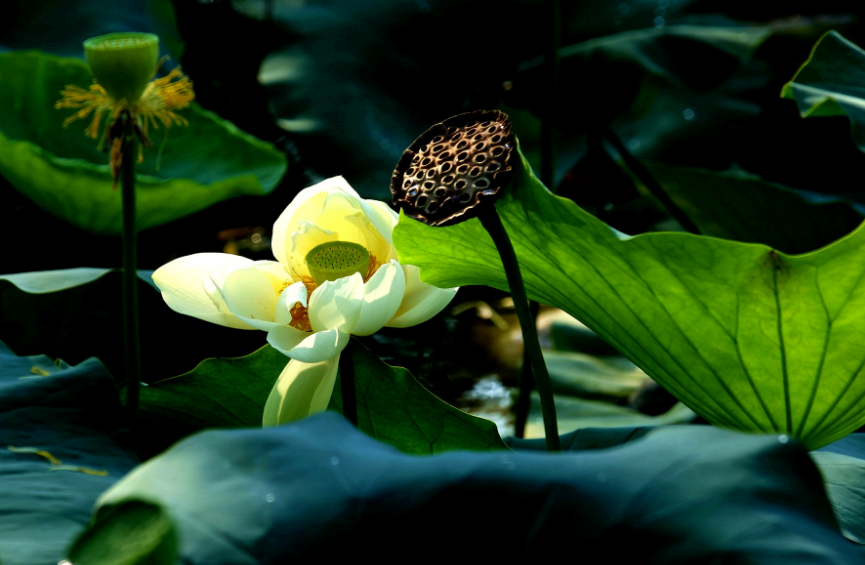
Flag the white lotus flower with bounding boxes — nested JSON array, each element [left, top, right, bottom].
[[152, 177, 457, 426]]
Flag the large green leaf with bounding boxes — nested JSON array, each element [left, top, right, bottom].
[[139, 340, 506, 454], [394, 146, 865, 449], [641, 162, 865, 254], [0, 339, 138, 565], [510, 425, 865, 546], [0, 50, 286, 234], [782, 31, 865, 152], [0, 268, 265, 383], [82, 413, 863, 563]]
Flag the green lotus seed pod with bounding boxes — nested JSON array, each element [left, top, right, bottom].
[[83, 32, 159, 104], [305, 241, 370, 287]]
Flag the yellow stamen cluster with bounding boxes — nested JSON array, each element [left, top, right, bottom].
[[136, 68, 194, 137], [55, 66, 194, 141], [55, 82, 114, 140]]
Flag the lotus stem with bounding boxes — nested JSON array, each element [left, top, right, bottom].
[[479, 207, 560, 451], [340, 339, 358, 426], [121, 111, 142, 425], [513, 300, 539, 438]]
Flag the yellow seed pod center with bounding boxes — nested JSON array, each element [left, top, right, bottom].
[[305, 241, 370, 286]]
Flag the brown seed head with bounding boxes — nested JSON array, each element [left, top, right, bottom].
[[391, 110, 515, 227]]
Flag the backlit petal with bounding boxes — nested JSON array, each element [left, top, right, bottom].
[[262, 356, 339, 426], [272, 176, 360, 265], [308, 272, 364, 334], [287, 328, 351, 363], [217, 266, 279, 331], [386, 264, 458, 328], [267, 324, 309, 356], [352, 261, 406, 336], [152, 253, 254, 329]]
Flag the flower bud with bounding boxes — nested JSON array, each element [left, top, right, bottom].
[[83, 33, 159, 104]]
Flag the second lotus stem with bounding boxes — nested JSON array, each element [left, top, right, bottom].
[[121, 111, 142, 426]]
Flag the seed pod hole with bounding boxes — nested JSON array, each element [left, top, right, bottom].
[[487, 163, 500, 173], [475, 178, 490, 188], [406, 167, 416, 176], [469, 167, 481, 177], [473, 134, 483, 141], [455, 179, 467, 190], [433, 144, 444, 153], [457, 164, 469, 174], [451, 132, 462, 141], [421, 157, 433, 166], [441, 162, 453, 173], [457, 152, 468, 161], [412, 156, 421, 164], [457, 141, 468, 150], [459, 192, 471, 203], [439, 151, 452, 160], [427, 202, 439, 213], [443, 175, 455, 184], [423, 181, 435, 190], [467, 128, 477, 136], [403, 179, 412, 188], [487, 126, 496, 134], [492, 146, 504, 157], [474, 154, 487, 164], [432, 136, 444, 143], [481, 121, 490, 127], [417, 194, 428, 207], [491, 135, 502, 143], [475, 143, 486, 151], [417, 171, 425, 180], [434, 187, 447, 197]]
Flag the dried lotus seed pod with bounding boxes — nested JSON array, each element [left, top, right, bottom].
[[391, 109, 515, 227]]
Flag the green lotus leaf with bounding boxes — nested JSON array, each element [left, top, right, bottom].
[[138, 340, 507, 455], [0, 339, 138, 565], [782, 31, 865, 150], [393, 144, 865, 450], [85, 414, 862, 563], [0, 50, 287, 234]]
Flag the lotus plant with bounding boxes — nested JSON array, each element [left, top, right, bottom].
[[153, 177, 457, 426]]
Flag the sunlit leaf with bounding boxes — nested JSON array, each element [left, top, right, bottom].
[[0, 50, 286, 234], [394, 145, 865, 449]]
